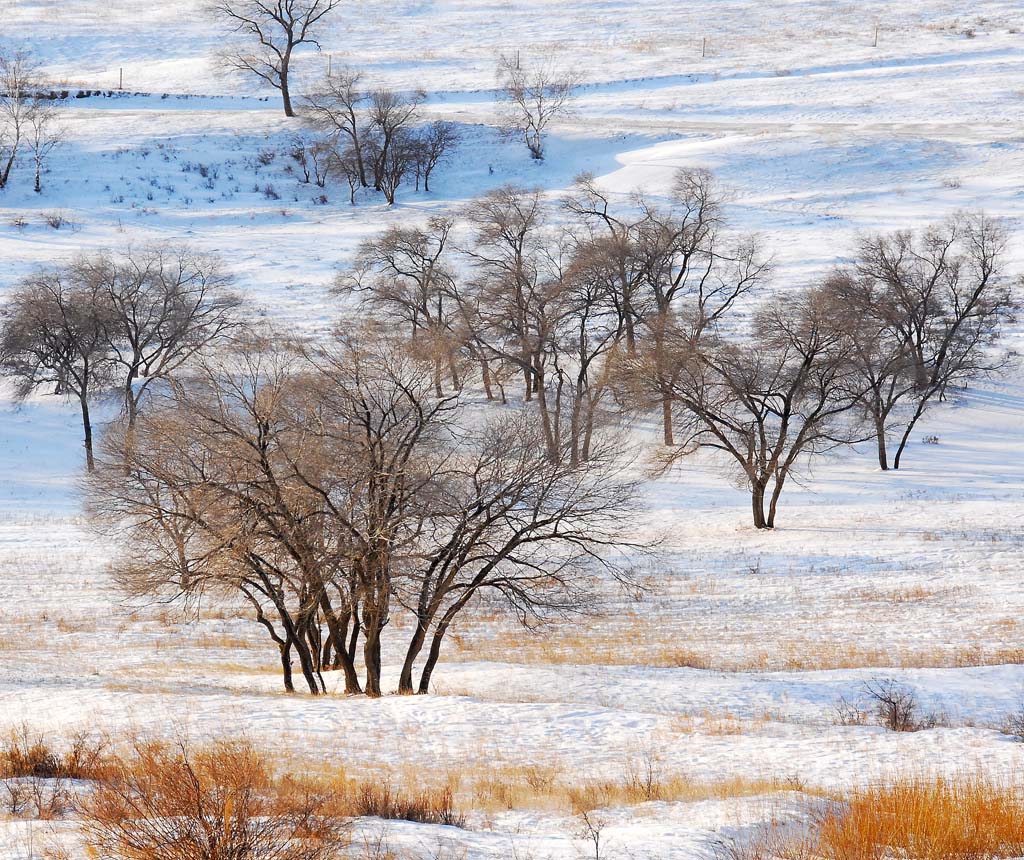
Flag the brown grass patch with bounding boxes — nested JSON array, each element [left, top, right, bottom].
[[728, 775, 1024, 860], [450, 619, 1024, 672]]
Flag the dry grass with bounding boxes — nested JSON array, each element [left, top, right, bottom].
[[814, 775, 1024, 860], [0, 726, 109, 780], [450, 618, 1024, 672], [448, 758, 805, 814], [728, 775, 1024, 860]]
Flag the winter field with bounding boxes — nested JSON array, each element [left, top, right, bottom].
[[2, 0, 1024, 858]]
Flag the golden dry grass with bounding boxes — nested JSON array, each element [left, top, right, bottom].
[[448, 615, 1024, 672], [741, 775, 1024, 860], [813, 774, 1024, 860]]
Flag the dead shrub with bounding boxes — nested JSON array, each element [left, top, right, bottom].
[[346, 779, 464, 827], [79, 739, 349, 860], [1, 726, 109, 780], [860, 678, 939, 732]]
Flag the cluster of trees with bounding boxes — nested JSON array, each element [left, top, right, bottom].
[[0, 246, 242, 468], [0, 249, 636, 700], [301, 70, 458, 204], [1, 176, 1011, 697], [86, 333, 638, 697], [0, 47, 63, 193], [209, 0, 576, 174], [341, 171, 1016, 529], [210, 0, 459, 204]]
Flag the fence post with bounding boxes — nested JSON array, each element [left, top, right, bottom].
[[702, 36, 707, 58], [119, 67, 123, 90]]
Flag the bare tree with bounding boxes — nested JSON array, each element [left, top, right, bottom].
[[396, 413, 639, 694], [365, 87, 425, 192], [80, 246, 244, 427], [89, 337, 363, 695], [455, 185, 569, 455], [303, 67, 370, 185], [412, 120, 459, 192], [848, 214, 1016, 469], [338, 216, 460, 393], [0, 48, 38, 189], [654, 286, 867, 529], [0, 268, 114, 470], [88, 330, 641, 696], [209, 0, 340, 117], [367, 127, 418, 205], [329, 144, 362, 204], [26, 91, 63, 194], [497, 52, 579, 160]]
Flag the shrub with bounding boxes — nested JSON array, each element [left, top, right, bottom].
[[1000, 704, 1024, 741], [0, 726, 108, 780], [861, 678, 937, 732], [79, 740, 348, 860]]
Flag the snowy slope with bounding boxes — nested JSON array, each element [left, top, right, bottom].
[[1, 1, 1024, 857]]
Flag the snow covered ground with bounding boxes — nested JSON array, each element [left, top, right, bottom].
[[1, 0, 1024, 857]]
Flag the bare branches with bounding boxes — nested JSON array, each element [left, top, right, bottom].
[[836, 213, 1016, 469], [87, 330, 640, 696], [496, 52, 579, 160], [209, 0, 340, 116]]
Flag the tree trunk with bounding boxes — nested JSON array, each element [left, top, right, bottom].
[[280, 55, 295, 117], [533, 374, 558, 459], [661, 392, 674, 447], [80, 394, 95, 472], [766, 475, 786, 529], [321, 598, 362, 694], [893, 398, 929, 470], [751, 482, 768, 529], [362, 621, 384, 697], [481, 359, 494, 401], [398, 616, 430, 695], [417, 623, 448, 694], [875, 415, 889, 471], [278, 640, 295, 693], [291, 628, 323, 694]]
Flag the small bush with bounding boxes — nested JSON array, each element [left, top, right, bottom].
[[80, 740, 348, 860], [1000, 705, 1024, 741], [861, 678, 936, 732]]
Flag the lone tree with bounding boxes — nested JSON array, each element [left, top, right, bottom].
[[210, 0, 340, 117], [496, 52, 579, 160]]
